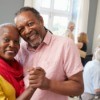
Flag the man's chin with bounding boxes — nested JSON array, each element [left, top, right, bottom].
[[28, 37, 43, 48], [28, 42, 39, 48]]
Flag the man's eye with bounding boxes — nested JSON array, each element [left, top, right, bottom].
[[28, 22, 34, 26]]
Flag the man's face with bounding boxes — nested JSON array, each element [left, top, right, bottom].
[[14, 11, 45, 48], [0, 26, 20, 60]]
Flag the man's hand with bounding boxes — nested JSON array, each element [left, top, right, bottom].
[[28, 67, 50, 90]]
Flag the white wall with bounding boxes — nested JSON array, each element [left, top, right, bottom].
[[93, 0, 100, 52], [0, 0, 24, 24]]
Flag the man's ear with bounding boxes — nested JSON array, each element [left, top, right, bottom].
[[39, 16, 44, 25]]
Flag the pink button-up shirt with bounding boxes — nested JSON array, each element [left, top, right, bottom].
[[15, 31, 83, 100]]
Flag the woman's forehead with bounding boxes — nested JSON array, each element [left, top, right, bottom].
[[0, 26, 19, 37]]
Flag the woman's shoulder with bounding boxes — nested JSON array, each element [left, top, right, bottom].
[[0, 75, 16, 100], [0, 75, 4, 81]]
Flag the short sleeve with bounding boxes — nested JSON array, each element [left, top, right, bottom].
[[63, 39, 83, 77]]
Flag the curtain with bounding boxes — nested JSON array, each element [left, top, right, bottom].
[[24, 0, 32, 7], [24, 0, 41, 11], [76, 0, 90, 34]]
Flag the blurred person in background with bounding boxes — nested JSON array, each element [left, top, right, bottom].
[[77, 32, 88, 66], [81, 46, 100, 100], [64, 21, 75, 41]]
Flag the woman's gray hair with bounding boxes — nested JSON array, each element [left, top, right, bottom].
[[0, 23, 19, 38], [0, 23, 15, 28]]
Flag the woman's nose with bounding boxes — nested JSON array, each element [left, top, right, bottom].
[[9, 41, 15, 47]]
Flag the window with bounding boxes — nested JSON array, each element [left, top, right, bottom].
[[39, 0, 73, 35], [24, 0, 89, 36]]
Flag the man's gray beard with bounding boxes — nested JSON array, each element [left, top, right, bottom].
[[28, 36, 43, 48]]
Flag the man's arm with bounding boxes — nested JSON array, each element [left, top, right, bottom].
[[47, 71, 84, 96], [29, 70, 84, 96]]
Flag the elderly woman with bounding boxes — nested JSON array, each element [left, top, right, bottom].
[[0, 23, 45, 100]]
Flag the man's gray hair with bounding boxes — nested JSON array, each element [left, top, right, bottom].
[[94, 46, 100, 61]]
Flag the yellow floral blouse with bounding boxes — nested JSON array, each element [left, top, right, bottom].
[[0, 75, 16, 100]]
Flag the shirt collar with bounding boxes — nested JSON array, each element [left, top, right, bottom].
[[43, 31, 52, 45]]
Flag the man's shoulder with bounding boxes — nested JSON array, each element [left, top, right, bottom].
[[53, 35, 75, 47], [52, 34, 72, 43]]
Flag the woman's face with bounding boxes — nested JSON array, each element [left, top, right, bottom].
[[0, 25, 20, 60]]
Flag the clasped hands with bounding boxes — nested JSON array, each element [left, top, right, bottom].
[[28, 67, 50, 90]]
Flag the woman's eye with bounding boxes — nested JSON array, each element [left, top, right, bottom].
[[14, 40, 20, 44], [3, 38, 10, 42]]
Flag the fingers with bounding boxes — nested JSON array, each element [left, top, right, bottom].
[[29, 77, 43, 88], [35, 67, 45, 73], [28, 67, 46, 89], [28, 67, 45, 75]]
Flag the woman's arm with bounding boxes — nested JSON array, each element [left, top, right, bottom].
[[16, 87, 36, 100], [76, 42, 83, 49], [17, 67, 46, 100]]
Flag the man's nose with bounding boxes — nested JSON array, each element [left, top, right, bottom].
[[25, 26, 31, 34]]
